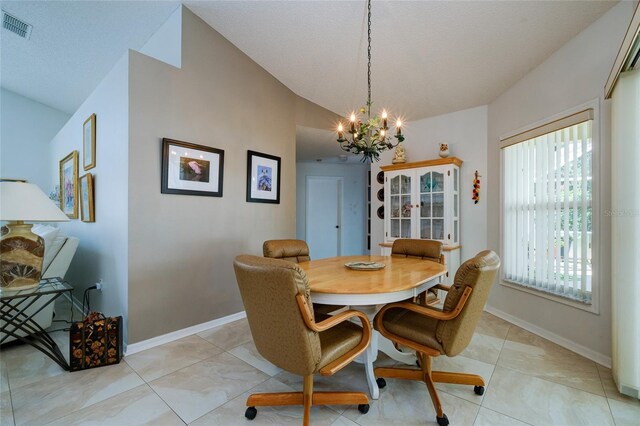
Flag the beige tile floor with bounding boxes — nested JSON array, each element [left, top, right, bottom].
[[1, 299, 639, 426]]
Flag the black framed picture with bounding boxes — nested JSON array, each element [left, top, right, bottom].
[[161, 138, 224, 197], [246, 150, 281, 204]]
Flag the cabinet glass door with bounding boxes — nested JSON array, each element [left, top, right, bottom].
[[419, 170, 445, 241], [389, 174, 412, 238]]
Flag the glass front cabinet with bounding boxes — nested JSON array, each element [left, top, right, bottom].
[[381, 157, 463, 284]]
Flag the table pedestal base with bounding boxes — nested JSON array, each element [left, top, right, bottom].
[[351, 305, 418, 399]]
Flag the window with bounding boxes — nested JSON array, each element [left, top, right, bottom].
[[501, 108, 594, 305]]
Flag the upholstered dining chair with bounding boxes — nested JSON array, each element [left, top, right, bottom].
[[233, 255, 372, 425], [373, 250, 500, 426], [391, 238, 445, 305], [263, 239, 342, 315]]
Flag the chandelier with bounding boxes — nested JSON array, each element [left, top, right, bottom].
[[336, 0, 404, 163]]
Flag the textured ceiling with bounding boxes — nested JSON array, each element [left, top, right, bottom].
[[1, 1, 616, 128], [1, 0, 180, 113], [187, 0, 616, 122]]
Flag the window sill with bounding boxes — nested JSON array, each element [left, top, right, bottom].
[[500, 279, 599, 315]]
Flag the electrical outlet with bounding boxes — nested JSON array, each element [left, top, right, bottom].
[[96, 279, 103, 291]]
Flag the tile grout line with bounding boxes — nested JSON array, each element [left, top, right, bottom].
[[595, 362, 619, 424]]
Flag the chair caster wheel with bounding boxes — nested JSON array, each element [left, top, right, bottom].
[[436, 413, 449, 426], [245, 406, 257, 420], [474, 385, 485, 395], [376, 378, 386, 388], [358, 404, 370, 414]]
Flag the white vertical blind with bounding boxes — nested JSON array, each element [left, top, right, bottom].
[[502, 120, 593, 303], [611, 69, 640, 399]]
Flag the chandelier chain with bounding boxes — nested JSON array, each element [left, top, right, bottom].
[[367, 0, 371, 119]]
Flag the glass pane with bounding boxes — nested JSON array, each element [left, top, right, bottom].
[[391, 219, 400, 238], [454, 219, 458, 243], [454, 168, 458, 191], [433, 219, 445, 240], [433, 193, 444, 217], [390, 176, 400, 194], [401, 195, 412, 217], [454, 194, 458, 217], [401, 175, 411, 194], [432, 172, 444, 192], [401, 219, 411, 238], [420, 172, 431, 193], [390, 196, 400, 218], [420, 219, 431, 239], [420, 193, 431, 217]]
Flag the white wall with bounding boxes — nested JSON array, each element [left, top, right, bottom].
[[296, 161, 368, 256], [49, 54, 130, 341], [139, 5, 182, 69], [371, 105, 488, 260], [0, 88, 69, 190], [486, 1, 634, 361]]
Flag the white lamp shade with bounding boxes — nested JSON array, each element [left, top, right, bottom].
[[0, 182, 69, 222]]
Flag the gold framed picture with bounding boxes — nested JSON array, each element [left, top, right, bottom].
[[60, 151, 78, 218], [79, 173, 95, 222], [83, 113, 96, 170]]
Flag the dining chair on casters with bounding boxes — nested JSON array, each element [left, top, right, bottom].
[[233, 255, 372, 425], [373, 250, 500, 426], [391, 238, 445, 305], [263, 239, 342, 315]]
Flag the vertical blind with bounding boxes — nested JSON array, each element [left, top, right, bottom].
[[502, 115, 593, 303]]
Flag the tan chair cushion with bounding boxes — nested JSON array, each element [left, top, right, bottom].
[[263, 239, 341, 315], [436, 250, 500, 356], [375, 307, 444, 354], [391, 239, 443, 301], [391, 239, 443, 262], [316, 314, 364, 371], [234, 255, 320, 376], [263, 239, 311, 263]]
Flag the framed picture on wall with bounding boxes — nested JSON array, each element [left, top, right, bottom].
[[79, 173, 95, 222], [83, 113, 96, 171], [161, 138, 224, 197], [59, 150, 79, 218], [246, 150, 281, 204]]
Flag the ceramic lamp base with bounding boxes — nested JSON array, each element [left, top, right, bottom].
[[0, 222, 44, 292]]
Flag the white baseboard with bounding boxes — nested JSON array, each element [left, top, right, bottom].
[[125, 311, 247, 356], [484, 305, 612, 368]]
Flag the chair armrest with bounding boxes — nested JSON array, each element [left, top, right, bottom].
[[432, 283, 451, 292], [296, 294, 372, 376], [377, 286, 472, 322]]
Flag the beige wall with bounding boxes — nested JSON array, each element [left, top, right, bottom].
[[486, 1, 634, 361], [127, 8, 300, 343]]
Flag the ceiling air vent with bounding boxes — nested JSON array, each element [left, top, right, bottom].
[[2, 10, 32, 39]]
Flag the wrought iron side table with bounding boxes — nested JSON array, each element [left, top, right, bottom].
[[0, 277, 73, 370]]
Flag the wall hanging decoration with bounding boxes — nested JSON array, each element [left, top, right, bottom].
[[161, 138, 224, 197], [83, 113, 96, 171], [79, 173, 95, 222], [60, 150, 79, 218], [473, 171, 481, 204], [334, 0, 405, 162], [377, 188, 384, 201], [376, 171, 384, 184], [246, 150, 281, 204], [377, 205, 384, 219]]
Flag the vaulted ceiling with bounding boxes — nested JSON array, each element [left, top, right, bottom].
[[1, 1, 616, 125]]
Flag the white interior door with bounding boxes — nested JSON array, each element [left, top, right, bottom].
[[306, 176, 342, 259]]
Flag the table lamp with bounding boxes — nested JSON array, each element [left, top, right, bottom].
[[0, 181, 69, 291]]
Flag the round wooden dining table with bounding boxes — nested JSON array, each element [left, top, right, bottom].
[[298, 255, 447, 399]]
